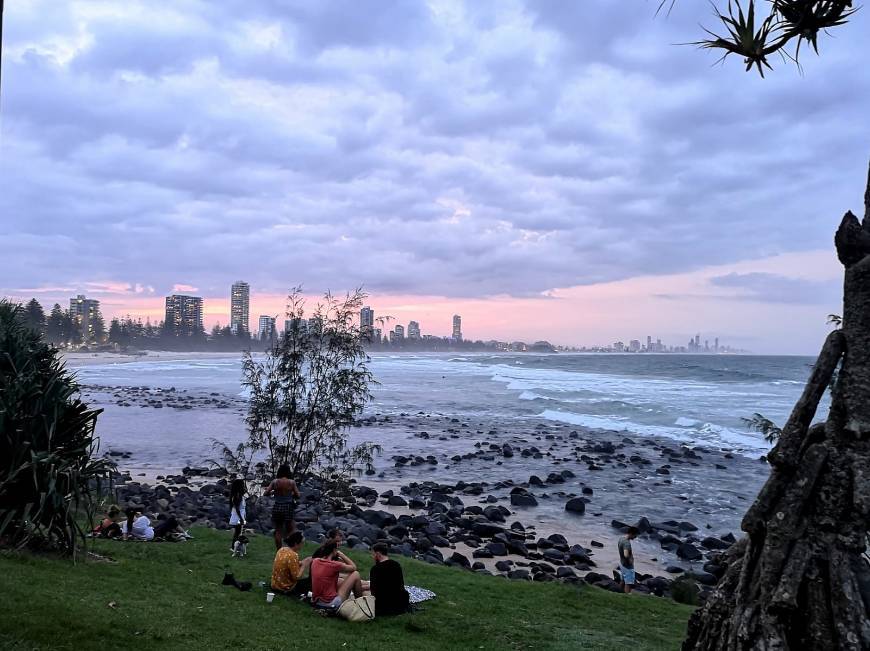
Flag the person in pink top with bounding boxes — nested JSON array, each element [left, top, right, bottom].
[[310, 542, 364, 608]]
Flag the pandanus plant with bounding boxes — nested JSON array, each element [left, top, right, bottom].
[[0, 300, 114, 557]]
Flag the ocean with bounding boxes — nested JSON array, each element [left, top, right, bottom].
[[72, 352, 819, 566], [73, 352, 819, 469]]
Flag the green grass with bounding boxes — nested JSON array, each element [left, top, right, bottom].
[[0, 528, 693, 650]]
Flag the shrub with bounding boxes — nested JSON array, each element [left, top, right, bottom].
[[671, 576, 700, 606], [0, 300, 113, 556]]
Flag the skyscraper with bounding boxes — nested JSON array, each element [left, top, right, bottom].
[[69, 295, 101, 343], [394, 324, 405, 340], [230, 281, 250, 335], [360, 306, 374, 341], [452, 314, 462, 341], [258, 315, 276, 341], [165, 295, 204, 337], [408, 320, 421, 340]]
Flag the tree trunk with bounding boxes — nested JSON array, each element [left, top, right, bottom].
[[683, 164, 870, 650]]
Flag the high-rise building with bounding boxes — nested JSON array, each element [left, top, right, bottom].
[[164, 295, 204, 337], [394, 324, 405, 340], [714, 337, 719, 352], [258, 315, 276, 341], [230, 281, 250, 335], [452, 314, 462, 341], [284, 317, 308, 338], [69, 295, 101, 343], [646, 335, 652, 351], [408, 320, 421, 340], [629, 339, 641, 352], [360, 306, 374, 341]]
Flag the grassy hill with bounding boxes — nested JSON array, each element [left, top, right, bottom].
[[0, 528, 693, 650]]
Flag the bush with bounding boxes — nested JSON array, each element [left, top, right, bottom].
[[0, 300, 113, 555], [671, 576, 700, 606]]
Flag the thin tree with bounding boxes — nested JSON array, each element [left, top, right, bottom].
[[213, 288, 380, 495], [683, 164, 870, 649]]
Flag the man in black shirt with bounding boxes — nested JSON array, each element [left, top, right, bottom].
[[369, 543, 410, 616]]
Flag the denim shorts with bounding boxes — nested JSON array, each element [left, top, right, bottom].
[[620, 566, 636, 585]]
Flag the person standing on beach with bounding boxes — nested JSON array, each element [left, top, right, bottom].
[[618, 527, 638, 593], [264, 464, 300, 549]]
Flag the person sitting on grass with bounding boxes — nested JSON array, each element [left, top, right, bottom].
[[271, 531, 313, 597], [93, 504, 123, 538], [369, 543, 410, 616], [618, 526, 639, 594], [312, 528, 344, 558], [120, 507, 154, 541], [310, 541, 364, 608]]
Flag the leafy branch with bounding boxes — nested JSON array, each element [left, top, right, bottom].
[[660, 0, 858, 76]]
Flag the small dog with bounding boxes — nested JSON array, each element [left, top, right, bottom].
[[232, 534, 249, 558]]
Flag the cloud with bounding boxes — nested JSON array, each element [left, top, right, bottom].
[[171, 284, 200, 294], [0, 0, 866, 353], [707, 272, 840, 305]]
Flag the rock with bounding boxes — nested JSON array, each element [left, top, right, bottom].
[[590, 540, 604, 548], [528, 475, 544, 486], [449, 552, 471, 568], [666, 565, 685, 574], [508, 569, 531, 581], [556, 566, 577, 579], [387, 495, 408, 507], [677, 542, 703, 561], [701, 536, 731, 550], [485, 542, 508, 556], [470, 522, 504, 537], [360, 509, 397, 528], [502, 444, 514, 457], [687, 571, 719, 586], [511, 493, 538, 507], [565, 498, 586, 514]]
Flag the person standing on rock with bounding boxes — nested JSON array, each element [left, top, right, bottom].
[[618, 527, 638, 594], [264, 464, 300, 550]]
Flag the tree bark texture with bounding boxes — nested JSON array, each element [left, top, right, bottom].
[[683, 164, 870, 650]]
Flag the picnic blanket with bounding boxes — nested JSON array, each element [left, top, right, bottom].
[[406, 585, 436, 604]]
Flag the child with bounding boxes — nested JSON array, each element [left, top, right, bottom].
[[229, 478, 247, 551]]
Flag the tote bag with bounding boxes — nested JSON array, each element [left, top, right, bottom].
[[337, 596, 376, 622]]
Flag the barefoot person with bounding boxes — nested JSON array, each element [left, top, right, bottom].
[[618, 526, 638, 593], [264, 464, 300, 550], [310, 542, 364, 608], [271, 531, 312, 597], [369, 543, 410, 616]]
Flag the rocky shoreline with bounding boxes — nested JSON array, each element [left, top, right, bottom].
[[107, 459, 746, 603], [87, 378, 771, 604]]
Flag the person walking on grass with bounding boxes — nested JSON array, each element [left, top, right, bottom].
[[264, 464, 300, 549], [618, 526, 638, 593], [229, 478, 247, 552]]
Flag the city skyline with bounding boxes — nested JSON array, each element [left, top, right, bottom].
[[4, 279, 801, 353]]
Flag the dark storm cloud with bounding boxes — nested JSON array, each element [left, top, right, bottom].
[[2, 0, 869, 301]]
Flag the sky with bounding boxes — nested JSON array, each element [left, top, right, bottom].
[[1, 0, 868, 354]]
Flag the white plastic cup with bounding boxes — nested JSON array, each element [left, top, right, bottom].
[[266, 592, 275, 603]]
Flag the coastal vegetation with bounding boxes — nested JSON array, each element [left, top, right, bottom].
[[0, 527, 694, 651], [213, 289, 381, 495], [664, 0, 856, 76], [0, 300, 114, 556]]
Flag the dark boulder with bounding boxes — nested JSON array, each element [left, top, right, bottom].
[[565, 498, 586, 514]]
